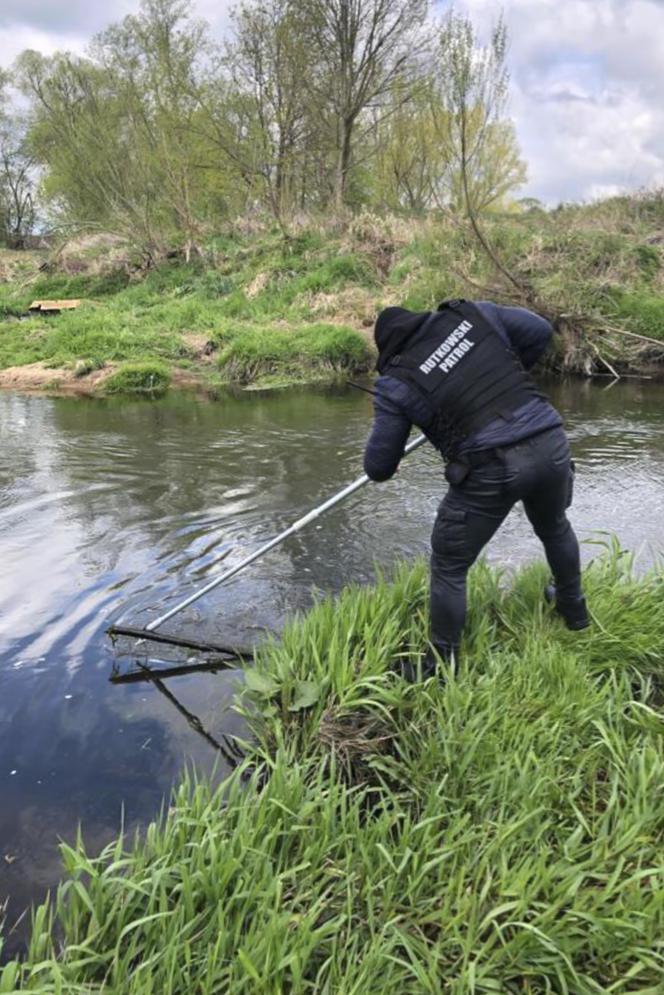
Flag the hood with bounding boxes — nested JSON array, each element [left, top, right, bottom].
[[374, 307, 432, 373]]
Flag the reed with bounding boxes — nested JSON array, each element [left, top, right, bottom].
[[4, 546, 664, 993]]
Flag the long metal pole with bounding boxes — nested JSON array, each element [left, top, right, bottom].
[[142, 433, 427, 633]]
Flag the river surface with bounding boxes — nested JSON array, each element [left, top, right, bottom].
[[1, 378, 663, 955]]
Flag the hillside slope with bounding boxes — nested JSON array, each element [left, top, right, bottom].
[[1, 195, 663, 393]]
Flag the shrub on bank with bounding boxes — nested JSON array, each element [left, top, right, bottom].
[[103, 361, 171, 395], [5, 550, 664, 993], [217, 323, 372, 384], [73, 357, 105, 378]]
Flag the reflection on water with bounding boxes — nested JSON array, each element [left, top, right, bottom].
[[1, 378, 663, 955]]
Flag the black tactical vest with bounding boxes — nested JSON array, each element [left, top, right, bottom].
[[385, 300, 543, 458]]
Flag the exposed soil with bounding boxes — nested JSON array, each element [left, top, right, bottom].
[[181, 332, 218, 360], [0, 362, 115, 395], [0, 362, 207, 396]]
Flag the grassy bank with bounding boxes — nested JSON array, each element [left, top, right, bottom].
[[0, 194, 663, 393], [4, 548, 664, 993], [0, 244, 373, 393]]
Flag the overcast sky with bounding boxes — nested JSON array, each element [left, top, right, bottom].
[[1, 0, 663, 205]]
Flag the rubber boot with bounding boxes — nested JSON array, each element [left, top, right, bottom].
[[544, 584, 590, 630]]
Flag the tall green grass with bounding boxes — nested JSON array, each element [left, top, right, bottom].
[[103, 361, 171, 396], [5, 548, 664, 993], [216, 323, 371, 384], [606, 290, 664, 341]]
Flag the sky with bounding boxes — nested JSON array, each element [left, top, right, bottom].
[[1, 0, 663, 205]]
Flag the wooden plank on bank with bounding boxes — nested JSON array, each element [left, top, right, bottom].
[[28, 299, 82, 312]]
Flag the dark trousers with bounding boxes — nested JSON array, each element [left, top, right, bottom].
[[430, 426, 583, 655]]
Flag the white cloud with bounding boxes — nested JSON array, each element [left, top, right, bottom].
[[0, 24, 87, 73], [192, 0, 234, 34], [0, 0, 234, 73], [0, 0, 131, 34], [440, 0, 664, 202]]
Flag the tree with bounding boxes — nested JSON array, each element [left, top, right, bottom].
[[17, 0, 213, 260], [0, 127, 36, 249], [93, 0, 211, 257], [10, 0, 528, 245], [221, 0, 311, 224], [370, 50, 525, 216], [301, 0, 430, 209], [17, 48, 159, 255], [433, 12, 526, 289], [369, 82, 440, 212], [0, 70, 36, 248]]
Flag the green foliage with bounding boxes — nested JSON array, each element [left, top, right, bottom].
[[634, 243, 661, 281], [25, 268, 131, 302], [0, 237, 379, 387], [1, 189, 664, 386], [607, 290, 664, 340], [0, 299, 25, 319], [292, 254, 375, 292], [387, 229, 464, 310], [0, 300, 185, 371], [16, 0, 214, 254], [217, 323, 371, 384], [103, 361, 171, 395], [10, 0, 520, 238], [9, 552, 664, 993]]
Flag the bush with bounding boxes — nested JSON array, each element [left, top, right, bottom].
[[218, 323, 371, 384], [103, 361, 171, 395]]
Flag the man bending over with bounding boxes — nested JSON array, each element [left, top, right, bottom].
[[363, 298, 589, 680]]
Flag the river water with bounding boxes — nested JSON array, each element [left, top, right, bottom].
[[1, 378, 663, 954]]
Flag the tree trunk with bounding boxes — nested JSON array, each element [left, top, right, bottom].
[[334, 116, 353, 209]]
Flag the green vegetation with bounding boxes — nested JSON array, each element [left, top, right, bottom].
[[0, 190, 663, 391], [1, 2, 662, 387], [2, 2, 520, 252], [103, 361, 171, 396], [0, 237, 377, 389], [4, 548, 664, 993], [607, 290, 664, 341], [217, 323, 370, 386]]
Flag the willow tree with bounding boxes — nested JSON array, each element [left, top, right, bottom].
[[17, 0, 213, 260], [433, 12, 526, 289], [17, 49, 161, 257], [301, 0, 430, 209], [91, 0, 212, 258], [221, 0, 312, 224], [368, 83, 439, 212], [370, 63, 524, 214]]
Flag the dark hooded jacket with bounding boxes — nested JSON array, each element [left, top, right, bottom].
[[374, 307, 433, 373], [363, 301, 562, 481]]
